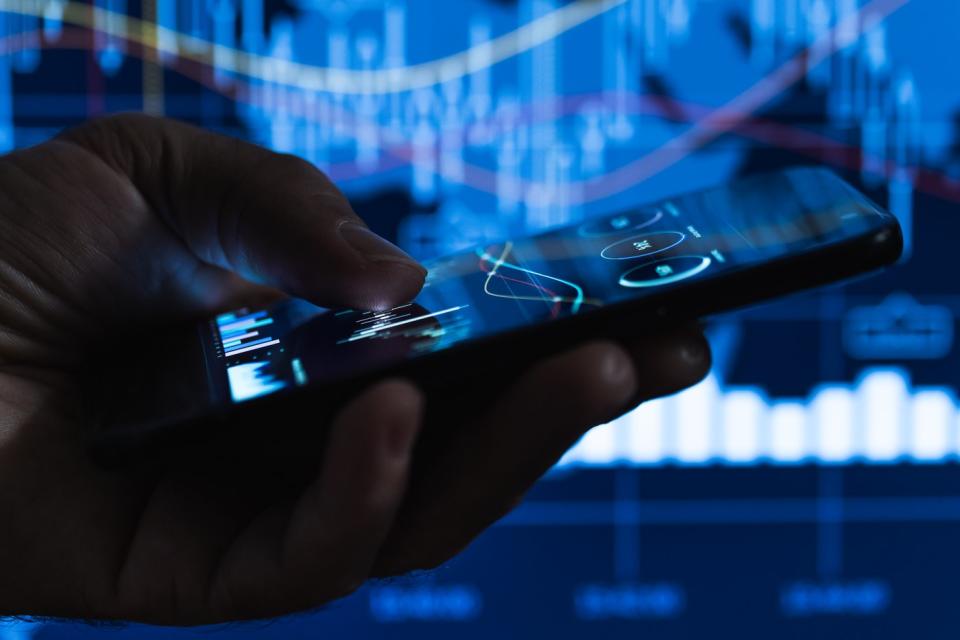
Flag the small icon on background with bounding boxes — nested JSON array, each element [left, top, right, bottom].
[[578, 210, 663, 237], [656, 265, 674, 277], [601, 231, 685, 260], [843, 293, 954, 360]]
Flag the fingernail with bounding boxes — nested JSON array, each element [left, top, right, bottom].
[[340, 222, 427, 275], [600, 345, 636, 388], [679, 337, 707, 366]]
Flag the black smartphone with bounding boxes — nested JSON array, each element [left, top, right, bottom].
[[87, 167, 902, 467]]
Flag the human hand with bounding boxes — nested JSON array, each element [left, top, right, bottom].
[[0, 114, 709, 624]]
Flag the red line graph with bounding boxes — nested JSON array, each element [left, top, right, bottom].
[[477, 242, 600, 317], [4, 0, 957, 211], [479, 257, 563, 318]]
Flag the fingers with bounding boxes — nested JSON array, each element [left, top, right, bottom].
[[207, 380, 423, 622], [622, 323, 712, 404], [58, 114, 425, 310], [374, 329, 710, 575]]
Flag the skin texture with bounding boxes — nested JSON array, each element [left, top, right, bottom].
[[0, 114, 711, 625]]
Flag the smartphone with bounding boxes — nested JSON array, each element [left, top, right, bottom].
[[87, 167, 902, 467]]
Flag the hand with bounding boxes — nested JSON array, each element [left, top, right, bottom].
[[0, 114, 709, 625]]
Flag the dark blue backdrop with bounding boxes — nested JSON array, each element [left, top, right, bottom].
[[2, 0, 959, 637]]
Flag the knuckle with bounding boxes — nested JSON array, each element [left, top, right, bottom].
[[97, 111, 165, 131], [62, 112, 163, 146], [272, 567, 366, 614], [562, 343, 636, 415], [265, 153, 345, 207], [324, 569, 366, 602], [370, 541, 453, 577], [56, 112, 184, 177], [405, 546, 453, 573], [211, 576, 268, 623], [269, 151, 321, 179]]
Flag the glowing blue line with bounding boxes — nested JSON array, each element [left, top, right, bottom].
[[223, 339, 280, 356], [224, 336, 275, 354], [618, 256, 712, 288], [218, 310, 267, 331], [221, 331, 259, 348], [292, 358, 308, 386], [477, 248, 586, 314]]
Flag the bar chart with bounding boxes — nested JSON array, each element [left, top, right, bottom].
[[216, 309, 280, 357], [216, 309, 289, 403], [564, 368, 960, 467]]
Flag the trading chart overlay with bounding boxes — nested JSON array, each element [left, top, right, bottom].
[[2, 0, 959, 638]]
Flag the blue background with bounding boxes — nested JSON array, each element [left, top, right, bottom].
[[2, 0, 960, 637]]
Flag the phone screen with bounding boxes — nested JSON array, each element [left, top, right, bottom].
[[203, 169, 888, 406]]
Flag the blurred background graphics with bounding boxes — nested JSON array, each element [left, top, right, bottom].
[[1, 0, 959, 636]]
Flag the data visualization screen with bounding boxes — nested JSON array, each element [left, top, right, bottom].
[[2, 0, 958, 638]]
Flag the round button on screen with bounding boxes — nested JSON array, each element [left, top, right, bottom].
[[619, 255, 712, 288], [600, 231, 685, 260], [579, 209, 663, 237]]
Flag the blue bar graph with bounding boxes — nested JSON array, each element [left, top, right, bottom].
[[563, 368, 960, 468], [226, 361, 288, 402], [217, 309, 279, 357]]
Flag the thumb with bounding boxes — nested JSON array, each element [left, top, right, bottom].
[[59, 114, 426, 311]]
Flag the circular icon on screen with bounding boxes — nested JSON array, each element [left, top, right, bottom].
[[619, 255, 712, 288], [600, 231, 685, 261], [578, 209, 663, 237]]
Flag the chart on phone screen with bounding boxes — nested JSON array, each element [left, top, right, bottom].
[[216, 309, 280, 358], [477, 242, 593, 317], [336, 304, 472, 349]]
